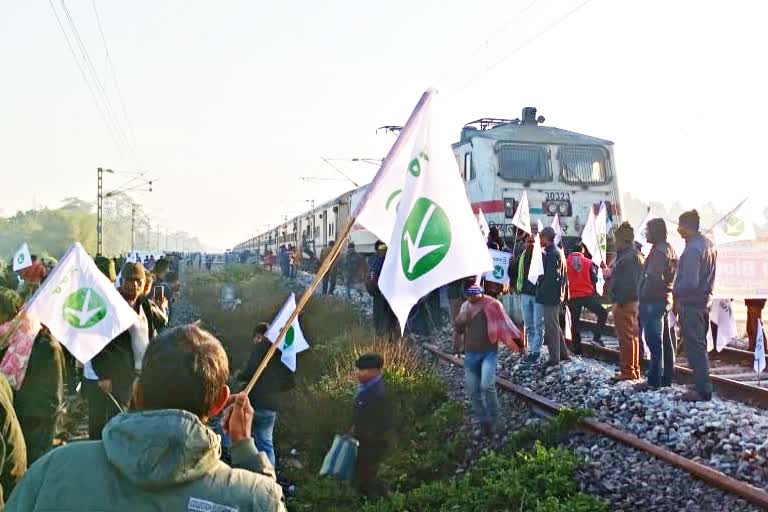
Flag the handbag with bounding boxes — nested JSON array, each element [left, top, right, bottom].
[[319, 434, 359, 481]]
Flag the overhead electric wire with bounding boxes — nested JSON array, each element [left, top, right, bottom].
[[46, 0, 126, 156], [91, 0, 138, 151], [452, 0, 597, 94], [57, 0, 134, 156]]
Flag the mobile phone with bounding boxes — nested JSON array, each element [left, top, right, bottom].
[[154, 286, 165, 303]]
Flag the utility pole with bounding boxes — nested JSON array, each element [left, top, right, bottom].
[[97, 168, 105, 255]]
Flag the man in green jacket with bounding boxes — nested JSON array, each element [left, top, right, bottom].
[[7, 324, 286, 512]]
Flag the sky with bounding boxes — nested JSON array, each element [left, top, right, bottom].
[[1, 0, 766, 250]]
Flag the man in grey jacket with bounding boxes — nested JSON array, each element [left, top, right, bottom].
[[7, 324, 287, 511], [673, 210, 717, 402]]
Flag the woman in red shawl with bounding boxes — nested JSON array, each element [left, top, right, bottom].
[[454, 286, 521, 436]]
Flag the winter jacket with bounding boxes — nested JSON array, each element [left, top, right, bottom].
[[12, 329, 64, 421], [639, 242, 677, 306], [673, 233, 717, 309], [91, 297, 167, 403], [0, 375, 26, 508], [566, 252, 597, 299], [6, 409, 286, 512], [536, 244, 567, 306], [608, 246, 644, 305], [238, 341, 296, 412], [354, 378, 394, 442]]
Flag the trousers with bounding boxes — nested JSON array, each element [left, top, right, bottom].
[[614, 302, 640, 379], [639, 302, 675, 387], [464, 351, 498, 423], [542, 304, 569, 364], [569, 295, 607, 351], [680, 305, 712, 399], [520, 294, 543, 355]]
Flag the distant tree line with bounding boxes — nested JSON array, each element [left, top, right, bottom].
[[0, 194, 206, 263]]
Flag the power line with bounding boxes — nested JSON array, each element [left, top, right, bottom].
[[91, 0, 138, 150], [58, 0, 134, 155], [47, 0, 125, 155], [452, 0, 596, 94]]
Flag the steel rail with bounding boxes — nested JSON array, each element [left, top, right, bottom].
[[422, 343, 768, 510]]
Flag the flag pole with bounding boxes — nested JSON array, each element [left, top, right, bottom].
[[242, 217, 356, 395]]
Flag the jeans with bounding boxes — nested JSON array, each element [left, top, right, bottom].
[[520, 294, 544, 355], [640, 302, 675, 387], [680, 305, 712, 399], [252, 408, 278, 467], [464, 351, 498, 424], [569, 295, 608, 351]]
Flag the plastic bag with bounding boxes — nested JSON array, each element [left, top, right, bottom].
[[319, 434, 359, 481]]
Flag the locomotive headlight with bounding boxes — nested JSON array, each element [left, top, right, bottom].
[[558, 203, 569, 215], [546, 202, 558, 214]]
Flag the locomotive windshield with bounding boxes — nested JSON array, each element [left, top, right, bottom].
[[558, 145, 611, 185], [497, 143, 551, 182]]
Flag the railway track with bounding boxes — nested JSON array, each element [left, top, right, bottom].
[[578, 318, 768, 409], [422, 343, 768, 510]]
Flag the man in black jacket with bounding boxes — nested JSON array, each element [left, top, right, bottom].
[[636, 218, 677, 390], [352, 353, 394, 498], [90, 262, 167, 437], [536, 227, 570, 366], [237, 322, 296, 468], [607, 222, 644, 383]]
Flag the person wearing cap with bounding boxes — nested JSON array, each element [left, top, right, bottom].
[[536, 227, 571, 367], [673, 210, 717, 401], [607, 222, 644, 383], [366, 241, 399, 339], [351, 353, 393, 498], [636, 218, 678, 391], [566, 239, 607, 353], [455, 285, 521, 435], [90, 262, 168, 437]]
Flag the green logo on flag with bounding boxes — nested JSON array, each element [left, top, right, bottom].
[[725, 216, 745, 236], [17, 254, 24, 264], [283, 325, 295, 349], [63, 288, 107, 329], [401, 198, 451, 281], [493, 265, 504, 279]]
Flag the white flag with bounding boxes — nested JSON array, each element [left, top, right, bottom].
[[352, 92, 432, 244], [484, 249, 513, 285], [595, 202, 608, 264], [635, 210, 654, 256], [581, 208, 602, 265], [551, 214, 563, 246], [755, 320, 766, 375], [713, 299, 738, 352], [25, 243, 138, 364], [12, 243, 32, 272], [477, 208, 490, 240], [511, 191, 531, 235], [527, 234, 544, 285], [369, 90, 492, 332], [536, 219, 544, 234], [713, 199, 757, 245], [265, 293, 310, 372]]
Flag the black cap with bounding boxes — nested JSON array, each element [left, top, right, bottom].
[[355, 353, 384, 370]]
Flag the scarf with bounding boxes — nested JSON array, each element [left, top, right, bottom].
[[461, 297, 522, 352]]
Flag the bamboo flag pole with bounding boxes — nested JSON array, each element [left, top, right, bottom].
[[242, 218, 357, 395]]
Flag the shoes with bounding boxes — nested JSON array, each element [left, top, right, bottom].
[[633, 381, 658, 392], [522, 353, 540, 364], [541, 360, 560, 370], [681, 389, 711, 402], [609, 374, 637, 384], [593, 338, 605, 347]]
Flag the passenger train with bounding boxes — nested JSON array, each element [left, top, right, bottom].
[[233, 107, 622, 260]]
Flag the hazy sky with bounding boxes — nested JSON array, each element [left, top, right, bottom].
[[1, 0, 766, 249]]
